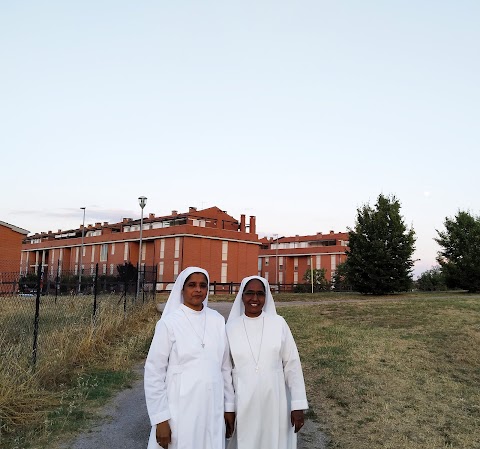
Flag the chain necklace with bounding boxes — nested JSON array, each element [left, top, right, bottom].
[[182, 307, 207, 348], [242, 316, 264, 372]]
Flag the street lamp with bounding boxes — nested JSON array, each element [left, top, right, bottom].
[[78, 207, 86, 293], [136, 196, 147, 300]]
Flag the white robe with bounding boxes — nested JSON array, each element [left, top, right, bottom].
[[144, 304, 235, 449], [226, 312, 308, 449]]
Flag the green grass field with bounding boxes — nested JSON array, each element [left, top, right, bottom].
[[1, 291, 479, 449], [279, 292, 480, 448]]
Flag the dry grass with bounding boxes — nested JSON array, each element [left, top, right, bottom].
[[279, 293, 480, 449], [0, 294, 160, 449], [3, 291, 479, 449]]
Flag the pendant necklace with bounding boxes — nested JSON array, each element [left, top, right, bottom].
[[182, 307, 207, 348], [242, 315, 264, 372]]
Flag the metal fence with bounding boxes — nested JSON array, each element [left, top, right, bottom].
[[0, 263, 157, 371]]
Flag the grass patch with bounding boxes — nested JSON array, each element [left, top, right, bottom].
[[278, 293, 480, 449], [0, 295, 159, 449]]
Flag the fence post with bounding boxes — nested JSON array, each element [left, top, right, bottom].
[[31, 264, 42, 369], [93, 263, 98, 318], [55, 259, 60, 303]]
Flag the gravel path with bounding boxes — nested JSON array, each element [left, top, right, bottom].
[[59, 302, 328, 449]]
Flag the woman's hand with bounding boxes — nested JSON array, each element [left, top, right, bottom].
[[224, 412, 235, 438], [156, 420, 171, 448], [291, 410, 304, 433]]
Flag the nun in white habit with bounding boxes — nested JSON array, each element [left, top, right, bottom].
[[226, 276, 308, 449], [144, 267, 235, 449]]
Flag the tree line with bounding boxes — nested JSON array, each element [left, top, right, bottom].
[[301, 193, 480, 295]]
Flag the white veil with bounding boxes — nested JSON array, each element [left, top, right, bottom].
[[227, 275, 277, 323], [161, 266, 210, 320]]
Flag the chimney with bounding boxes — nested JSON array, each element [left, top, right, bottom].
[[189, 206, 197, 212], [240, 214, 246, 232], [172, 210, 178, 216], [58, 229, 62, 233], [122, 218, 131, 223], [103, 222, 108, 226], [149, 213, 155, 219], [249, 215, 256, 234], [330, 230, 334, 234]]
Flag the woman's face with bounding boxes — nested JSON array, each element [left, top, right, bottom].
[[242, 279, 266, 318], [182, 272, 208, 311]]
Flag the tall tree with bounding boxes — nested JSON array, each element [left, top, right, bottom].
[[344, 194, 416, 294], [435, 210, 480, 293]]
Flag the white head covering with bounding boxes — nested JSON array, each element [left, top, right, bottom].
[[161, 266, 210, 320], [227, 275, 277, 323]]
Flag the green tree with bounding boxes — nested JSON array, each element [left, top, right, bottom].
[[302, 268, 329, 292], [415, 266, 446, 291], [332, 262, 352, 291], [435, 210, 480, 293], [344, 194, 416, 294]]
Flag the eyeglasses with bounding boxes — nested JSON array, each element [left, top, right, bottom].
[[243, 290, 266, 299]]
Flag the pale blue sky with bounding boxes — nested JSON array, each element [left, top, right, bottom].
[[1, 1, 479, 277]]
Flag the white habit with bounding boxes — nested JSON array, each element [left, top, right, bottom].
[[226, 276, 308, 449], [144, 267, 234, 449]]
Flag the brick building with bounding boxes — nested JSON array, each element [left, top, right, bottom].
[[21, 207, 260, 287], [258, 231, 349, 286], [0, 220, 29, 273]]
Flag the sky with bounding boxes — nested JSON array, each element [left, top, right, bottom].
[[1, 1, 479, 278]]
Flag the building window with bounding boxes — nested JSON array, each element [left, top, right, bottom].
[[331, 254, 336, 271], [174, 261, 179, 277], [111, 243, 115, 255], [103, 264, 107, 274], [174, 238, 180, 258], [265, 271, 269, 281], [100, 244, 108, 262], [265, 257, 269, 266], [158, 262, 164, 282], [142, 242, 146, 261], [160, 239, 165, 259], [221, 263, 227, 283], [316, 255, 321, 270], [110, 264, 114, 275], [124, 242, 129, 261], [91, 246, 96, 263], [294, 272, 298, 283], [222, 241, 228, 261], [76, 247, 80, 262]]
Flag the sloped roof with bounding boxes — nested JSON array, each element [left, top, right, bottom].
[[0, 220, 29, 235]]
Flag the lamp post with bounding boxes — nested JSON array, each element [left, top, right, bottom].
[[136, 196, 147, 300], [78, 207, 86, 293]]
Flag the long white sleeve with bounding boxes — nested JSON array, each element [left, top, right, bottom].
[[144, 320, 173, 426], [281, 318, 308, 411], [222, 335, 235, 412]]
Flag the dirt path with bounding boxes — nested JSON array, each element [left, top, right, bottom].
[[59, 302, 328, 449]]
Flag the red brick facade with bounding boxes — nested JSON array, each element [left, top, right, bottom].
[[258, 231, 349, 285], [0, 221, 29, 273], [21, 207, 260, 286]]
